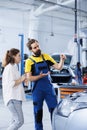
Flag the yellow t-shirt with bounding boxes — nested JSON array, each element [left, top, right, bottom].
[[25, 53, 56, 73]]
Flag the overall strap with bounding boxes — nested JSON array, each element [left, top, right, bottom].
[[42, 54, 50, 70], [42, 54, 52, 82], [29, 57, 36, 63], [29, 54, 45, 62], [29, 57, 37, 92], [41, 54, 45, 61]]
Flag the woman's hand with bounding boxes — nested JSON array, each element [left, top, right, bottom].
[[21, 74, 26, 82]]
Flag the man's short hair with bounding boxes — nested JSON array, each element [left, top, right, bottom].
[[27, 39, 38, 50]]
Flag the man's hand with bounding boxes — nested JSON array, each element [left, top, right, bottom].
[[39, 71, 50, 78], [25, 71, 50, 82], [60, 54, 66, 61]]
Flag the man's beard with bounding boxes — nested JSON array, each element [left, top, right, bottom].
[[34, 49, 41, 56]]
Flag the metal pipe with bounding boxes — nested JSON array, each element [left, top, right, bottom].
[[35, 0, 87, 14], [74, 0, 80, 62], [19, 34, 24, 75]]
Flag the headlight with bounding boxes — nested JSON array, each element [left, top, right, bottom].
[[57, 95, 87, 117]]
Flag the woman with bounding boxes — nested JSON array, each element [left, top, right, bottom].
[[2, 48, 26, 130]]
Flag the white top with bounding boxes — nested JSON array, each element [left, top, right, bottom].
[[2, 63, 26, 106]]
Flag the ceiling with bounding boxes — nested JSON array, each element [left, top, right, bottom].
[[0, 0, 87, 14], [0, 0, 87, 26]]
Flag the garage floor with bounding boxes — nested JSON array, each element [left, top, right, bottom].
[[0, 89, 52, 130]]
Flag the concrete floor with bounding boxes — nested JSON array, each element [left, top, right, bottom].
[[0, 89, 52, 130]]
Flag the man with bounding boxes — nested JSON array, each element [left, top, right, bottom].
[[75, 62, 83, 84], [25, 39, 66, 130]]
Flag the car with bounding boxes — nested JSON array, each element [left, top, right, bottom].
[[52, 91, 87, 130], [50, 53, 76, 84]]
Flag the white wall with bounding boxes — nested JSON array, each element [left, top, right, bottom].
[[37, 14, 75, 57], [0, 9, 29, 61], [0, 8, 76, 63]]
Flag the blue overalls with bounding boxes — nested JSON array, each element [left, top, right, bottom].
[[30, 55, 57, 130]]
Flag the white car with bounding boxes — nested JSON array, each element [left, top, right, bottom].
[[52, 91, 87, 130], [50, 53, 76, 85]]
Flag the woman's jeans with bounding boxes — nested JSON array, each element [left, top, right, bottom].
[[7, 100, 24, 130]]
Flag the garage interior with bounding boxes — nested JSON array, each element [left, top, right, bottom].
[[0, 0, 87, 130]]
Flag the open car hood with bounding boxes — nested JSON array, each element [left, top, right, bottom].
[[51, 53, 72, 66], [50, 53, 74, 84]]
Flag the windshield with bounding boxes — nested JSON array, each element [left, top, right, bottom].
[[52, 54, 72, 66]]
